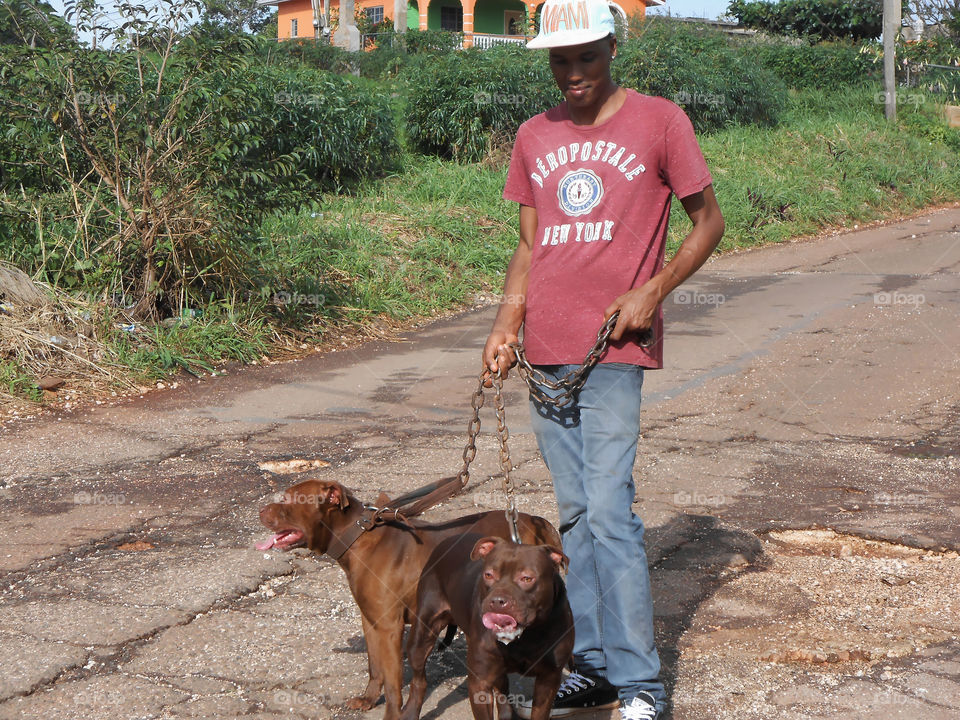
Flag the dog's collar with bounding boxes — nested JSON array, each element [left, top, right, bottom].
[[325, 504, 378, 560]]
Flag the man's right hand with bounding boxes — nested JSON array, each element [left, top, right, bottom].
[[482, 331, 519, 383]]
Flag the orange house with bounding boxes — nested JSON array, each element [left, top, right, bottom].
[[259, 0, 665, 47]]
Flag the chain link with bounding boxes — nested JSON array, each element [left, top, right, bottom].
[[454, 374, 486, 489], [508, 310, 653, 408], [451, 312, 651, 541], [491, 368, 521, 542]]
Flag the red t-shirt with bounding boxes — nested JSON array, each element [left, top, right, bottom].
[[502, 89, 712, 368]]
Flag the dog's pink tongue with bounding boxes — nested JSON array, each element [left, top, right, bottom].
[[482, 612, 518, 632], [255, 534, 281, 551]]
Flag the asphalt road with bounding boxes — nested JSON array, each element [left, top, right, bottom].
[[1, 208, 958, 720]]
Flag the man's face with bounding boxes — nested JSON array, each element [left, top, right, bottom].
[[548, 36, 616, 110]]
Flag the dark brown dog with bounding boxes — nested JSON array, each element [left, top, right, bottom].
[[256, 479, 562, 720], [399, 535, 573, 720]]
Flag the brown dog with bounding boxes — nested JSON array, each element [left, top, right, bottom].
[[400, 535, 573, 720], [256, 480, 562, 720]]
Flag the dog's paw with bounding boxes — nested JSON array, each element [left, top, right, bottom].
[[345, 696, 376, 711]]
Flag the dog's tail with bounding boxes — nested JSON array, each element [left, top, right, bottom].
[[437, 624, 457, 650]]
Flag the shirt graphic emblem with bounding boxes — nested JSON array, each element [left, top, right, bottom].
[[557, 168, 603, 217]]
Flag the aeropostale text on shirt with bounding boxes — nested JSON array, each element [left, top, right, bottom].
[[530, 139, 646, 189]]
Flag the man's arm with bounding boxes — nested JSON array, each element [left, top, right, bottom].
[[483, 204, 538, 377], [605, 184, 725, 341]]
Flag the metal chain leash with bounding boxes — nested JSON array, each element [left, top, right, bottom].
[[508, 310, 654, 409], [454, 376, 486, 490], [490, 368, 521, 543], [450, 312, 652, 541]]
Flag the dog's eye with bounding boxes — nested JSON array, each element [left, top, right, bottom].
[[483, 570, 496, 581], [518, 575, 535, 585]]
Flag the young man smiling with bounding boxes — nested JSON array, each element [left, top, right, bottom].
[[482, 1, 725, 719]]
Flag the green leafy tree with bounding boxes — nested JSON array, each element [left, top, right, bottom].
[[0, 0, 74, 47], [200, 0, 275, 35], [1, 0, 396, 317], [726, 0, 902, 41]]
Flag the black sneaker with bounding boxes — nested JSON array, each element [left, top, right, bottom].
[[513, 671, 619, 719], [619, 692, 662, 720]]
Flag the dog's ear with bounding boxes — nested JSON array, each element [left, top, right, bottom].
[[320, 481, 350, 510], [542, 545, 569, 573], [470, 536, 502, 561]]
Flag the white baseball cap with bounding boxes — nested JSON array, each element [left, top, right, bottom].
[[527, 0, 617, 49]]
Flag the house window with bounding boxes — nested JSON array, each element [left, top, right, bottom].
[[291, 18, 298, 37], [365, 5, 385, 24], [440, 5, 463, 31]]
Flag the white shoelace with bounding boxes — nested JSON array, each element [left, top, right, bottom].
[[557, 672, 594, 697], [620, 695, 658, 720]]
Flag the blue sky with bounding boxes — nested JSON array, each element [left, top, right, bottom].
[[649, 0, 730, 20], [46, 0, 733, 25], [46, 0, 731, 45]]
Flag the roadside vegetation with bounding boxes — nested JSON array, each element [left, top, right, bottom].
[[1, 0, 959, 409]]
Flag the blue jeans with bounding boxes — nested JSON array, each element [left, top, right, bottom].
[[528, 363, 664, 705]]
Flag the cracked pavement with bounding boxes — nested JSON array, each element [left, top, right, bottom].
[[0, 208, 959, 719]]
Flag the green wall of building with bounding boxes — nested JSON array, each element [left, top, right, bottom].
[[473, 0, 527, 34]]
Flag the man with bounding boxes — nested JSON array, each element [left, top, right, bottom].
[[482, 1, 725, 719]]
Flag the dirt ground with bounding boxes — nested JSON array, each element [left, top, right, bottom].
[[0, 208, 958, 720]]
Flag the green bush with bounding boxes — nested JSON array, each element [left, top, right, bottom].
[[615, 19, 788, 132], [403, 44, 558, 161], [747, 39, 877, 89], [266, 37, 355, 73], [0, 34, 398, 314], [402, 29, 462, 54]]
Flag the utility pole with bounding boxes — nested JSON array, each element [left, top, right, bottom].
[[882, 0, 901, 121]]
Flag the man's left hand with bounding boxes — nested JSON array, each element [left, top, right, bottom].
[[604, 284, 659, 342]]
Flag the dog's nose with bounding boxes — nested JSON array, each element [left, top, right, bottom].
[[488, 595, 511, 610]]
